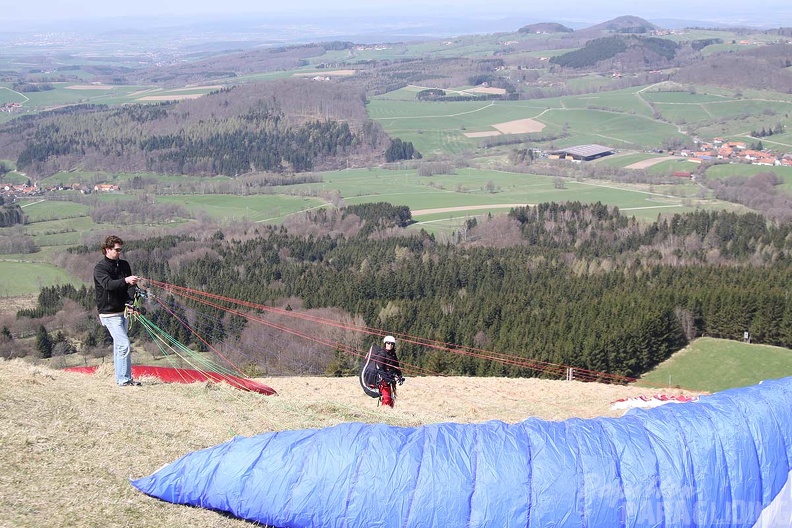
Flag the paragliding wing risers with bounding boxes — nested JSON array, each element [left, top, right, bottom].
[[132, 377, 792, 528], [359, 345, 381, 398]]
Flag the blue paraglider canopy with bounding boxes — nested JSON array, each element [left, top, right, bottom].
[[132, 377, 792, 527]]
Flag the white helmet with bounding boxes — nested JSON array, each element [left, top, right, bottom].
[[383, 335, 396, 345]]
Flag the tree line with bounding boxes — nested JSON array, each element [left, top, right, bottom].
[[0, 205, 26, 227]]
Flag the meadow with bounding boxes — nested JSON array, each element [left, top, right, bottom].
[[276, 166, 735, 226], [705, 162, 792, 181], [0, 260, 82, 296], [640, 337, 792, 393]]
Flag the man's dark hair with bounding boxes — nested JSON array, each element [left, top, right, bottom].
[[102, 234, 124, 252]]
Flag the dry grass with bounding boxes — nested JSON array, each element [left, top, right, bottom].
[[0, 295, 37, 314], [0, 359, 700, 528]]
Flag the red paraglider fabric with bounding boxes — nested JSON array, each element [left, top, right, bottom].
[[65, 365, 276, 395]]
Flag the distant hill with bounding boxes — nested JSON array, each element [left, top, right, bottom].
[[578, 15, 660, 35], [550, 34, 679, 69], [518, 22, 574, 34]]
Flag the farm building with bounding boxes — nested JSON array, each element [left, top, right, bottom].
[[549, 144, 614, 161]]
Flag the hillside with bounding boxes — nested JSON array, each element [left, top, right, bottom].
[[579, 15, 660, 35], [0, 79, 385, 177], [517, 22, 573, 34], [673, 43, 792, 92], [549, 34, 679, 69], [0, 358, 700, 527]]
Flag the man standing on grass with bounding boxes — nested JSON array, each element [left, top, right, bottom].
[[93, 235, 142, 387]]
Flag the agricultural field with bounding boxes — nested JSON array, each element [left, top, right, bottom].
[[645, 158, 699, 174], [705, 163, 792, 179], [369, 86, 712, 156], [368, 81, 792, 160], [17, 200, 91, 223]]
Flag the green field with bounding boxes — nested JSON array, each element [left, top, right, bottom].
[[0, 260, 84, 297], [705, 163, 792, 193], [369, 86, 696, 156], [640, 337, 792, 392], [156, 194, 328, 222], [278, 167, 741, 223], [642, 159, 694, 174], [19, 200, 91, 222], [367, 82, 792, 157]]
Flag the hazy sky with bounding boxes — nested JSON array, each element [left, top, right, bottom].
[[6, 0, 792, 29], [7, 0, 792, 24]]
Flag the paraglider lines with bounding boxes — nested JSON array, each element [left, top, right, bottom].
[[144, 279, 639, 385]]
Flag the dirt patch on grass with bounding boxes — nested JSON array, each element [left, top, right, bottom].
[[137, 94, 206, 101], [293, 69, 356, 77], [467, 86, 506, 95], [64, 84, 114, 90], [493, 118, 545, 134], [625, 156, 679, 169], [463, 130, 502, 138]]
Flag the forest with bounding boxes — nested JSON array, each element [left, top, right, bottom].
[[0, 81, 390, 177], [8, 203, 792, 380], [549, 35, 679, 69]]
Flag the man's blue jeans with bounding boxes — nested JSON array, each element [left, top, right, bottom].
[[100, 313, 132, 385]]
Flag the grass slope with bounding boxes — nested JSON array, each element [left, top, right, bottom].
[[0, 261, 83, 297], [1, 358, 699, 527], [640, 337, 792, 393]]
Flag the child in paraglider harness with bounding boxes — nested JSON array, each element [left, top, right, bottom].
[[359, 335, 405, 408]]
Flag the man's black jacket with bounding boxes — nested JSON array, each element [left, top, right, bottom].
[[94, 257, 134, 314]]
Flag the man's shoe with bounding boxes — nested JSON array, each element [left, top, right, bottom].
[[120, 379, 142, 386]]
